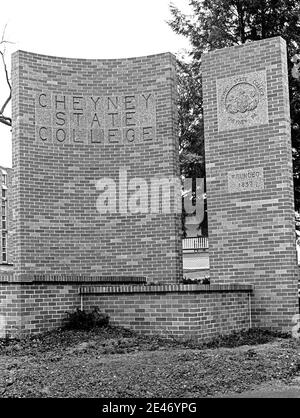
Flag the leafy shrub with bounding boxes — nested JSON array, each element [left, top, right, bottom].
[[63, 308, 109, 330], [181, 275, 210, 285]]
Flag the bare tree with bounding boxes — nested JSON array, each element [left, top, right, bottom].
[[0, 24, 12, 127]]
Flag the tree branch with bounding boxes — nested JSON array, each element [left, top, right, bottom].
[[0, 115, 12, 126], [0, 24, 12, 127]]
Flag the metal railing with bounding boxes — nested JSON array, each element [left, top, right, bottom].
[[182, 236, 209, 251]]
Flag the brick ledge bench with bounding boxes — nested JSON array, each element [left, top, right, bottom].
[[79, 283, 253, 341]]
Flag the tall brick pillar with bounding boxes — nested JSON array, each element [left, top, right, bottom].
[[202, 37, 299, 331], [11, 51, 182, 284]]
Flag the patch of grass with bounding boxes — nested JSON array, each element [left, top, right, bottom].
[[201, 328, 290, 349], [0, 325, 291, 357], [0, 329, 298, 398]]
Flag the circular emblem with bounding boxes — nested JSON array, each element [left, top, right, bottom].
[[225, 82, 259, 115]]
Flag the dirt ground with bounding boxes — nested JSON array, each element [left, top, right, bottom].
[[0, 327, 300, 398]]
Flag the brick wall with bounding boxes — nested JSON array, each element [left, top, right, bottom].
[[0, 281, 251, 339], [0, 281, 80, 337], [80, 284, 252, 340], [202, 37, 299, 331], [11, 51, 182, 283]]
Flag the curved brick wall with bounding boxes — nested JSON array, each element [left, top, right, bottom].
[[11, 51, 182, 283]]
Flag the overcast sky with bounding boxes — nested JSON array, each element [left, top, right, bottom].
[[0, 0, 192, 167]]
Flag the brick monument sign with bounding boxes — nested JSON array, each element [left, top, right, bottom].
[[0, 37, 298, 337], [11, 51, 182, 283], [202, 37, 299, 331]]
